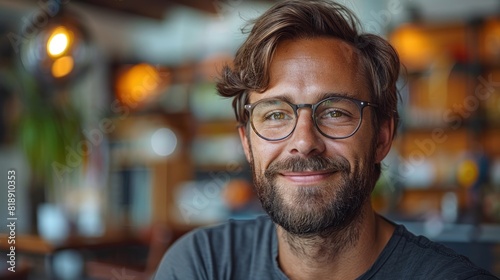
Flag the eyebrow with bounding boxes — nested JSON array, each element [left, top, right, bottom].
[[317, 92, 354, 101], [269, 91, 356, 104]]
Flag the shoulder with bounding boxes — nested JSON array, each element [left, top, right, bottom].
[[193, 214, 275, 241], [153, 215, 276, 280], [368, 224, 498, 279], [178, 214, 275, 249]]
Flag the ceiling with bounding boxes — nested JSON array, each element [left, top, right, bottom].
[[0, 0, 278, 21], [73, 0, 277, 19]]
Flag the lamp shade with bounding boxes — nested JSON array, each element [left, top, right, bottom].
[[20, 8, 91, 86]]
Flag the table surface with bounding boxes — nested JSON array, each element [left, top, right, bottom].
[[0, 231, 143, 255]]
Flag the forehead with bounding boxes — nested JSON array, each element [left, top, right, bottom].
[[250, 37, 369, 103]]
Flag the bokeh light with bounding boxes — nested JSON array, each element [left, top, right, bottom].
[[151, 127, 177, 157], [51, 56, 74, 78], [116, 63, 162, 107], [457, 159, 479, 189], [47, 26, 72, 58], [20, 12, 91, 84], [390, 24, 436, 71]]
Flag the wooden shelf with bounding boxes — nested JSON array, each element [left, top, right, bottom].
[[195, 120, 239, 136]]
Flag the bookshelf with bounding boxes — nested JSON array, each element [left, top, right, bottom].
[[386, 18, 500, 223]]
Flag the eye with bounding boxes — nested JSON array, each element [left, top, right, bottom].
[[265, 112, 287, 120], [321, 109, 349, 119], [328, 110, 344, 118]]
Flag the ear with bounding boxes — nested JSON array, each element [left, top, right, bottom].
[[375, 117, 395, 164], [238, 125, 252, 163]]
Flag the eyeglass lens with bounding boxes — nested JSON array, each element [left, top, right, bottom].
[[250, 97, 363, 140]]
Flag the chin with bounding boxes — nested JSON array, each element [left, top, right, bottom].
[[265, 185, 360, 235]]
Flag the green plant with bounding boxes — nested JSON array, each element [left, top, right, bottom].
[[18, 69, 82, 202]]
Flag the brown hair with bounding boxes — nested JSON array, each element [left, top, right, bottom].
[[216, 0, 400, 135]]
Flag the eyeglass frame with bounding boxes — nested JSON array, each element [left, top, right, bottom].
[[243, 96, 379, 141]]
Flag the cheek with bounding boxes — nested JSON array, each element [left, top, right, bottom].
[[332, 137, 373, 169], [351, 118, 377, 154], [249, 135, 282, 169]]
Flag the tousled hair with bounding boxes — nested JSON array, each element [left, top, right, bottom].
[[216, 0, 400, 136]]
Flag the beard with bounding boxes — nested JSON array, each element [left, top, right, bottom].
[[251, 152, 377, 237]]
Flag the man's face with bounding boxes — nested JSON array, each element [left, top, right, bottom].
[[239, 37, 392, 235]]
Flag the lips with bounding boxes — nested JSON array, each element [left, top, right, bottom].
[[265, 156, 350, 185], [279, 169, 338, 184]]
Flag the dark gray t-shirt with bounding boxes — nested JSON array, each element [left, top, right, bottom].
[[154, 215, 497, 279]]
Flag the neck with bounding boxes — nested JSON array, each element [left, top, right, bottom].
[[276, 203, 394, 280]]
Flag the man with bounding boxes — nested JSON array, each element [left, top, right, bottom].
[[154, 1, 497, 279]]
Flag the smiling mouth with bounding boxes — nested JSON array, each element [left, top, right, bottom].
[[279, 170, 339, 184]]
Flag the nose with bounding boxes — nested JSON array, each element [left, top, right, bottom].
[[286, 108, 326, 156]]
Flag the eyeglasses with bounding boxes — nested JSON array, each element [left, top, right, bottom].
[[244, 96, 378, 141]]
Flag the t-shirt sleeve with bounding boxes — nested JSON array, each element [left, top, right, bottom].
[[152, 216, 279, 280], [153, 230, 212, 280]]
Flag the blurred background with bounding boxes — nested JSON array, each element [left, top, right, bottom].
[[0, 0, 499, 279]]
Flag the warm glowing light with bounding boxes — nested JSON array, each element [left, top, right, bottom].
[[116, 63, 161, 107], [457, 159, 479, 189], [482, 20, 500, 60], [51, 56, 74, 78], [47, 27, 72, 58], [390, 24, 435, 71]]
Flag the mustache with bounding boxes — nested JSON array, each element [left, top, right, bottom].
[[265, 156, 350, 175]]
